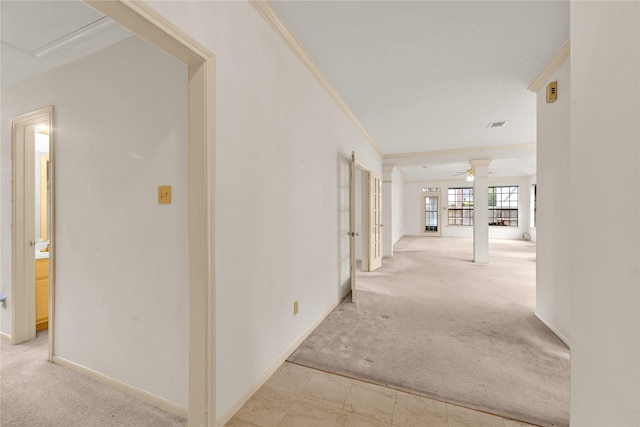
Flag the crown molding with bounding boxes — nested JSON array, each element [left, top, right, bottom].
[[249, 0, 385, 158], [528, 39, 570, 93]]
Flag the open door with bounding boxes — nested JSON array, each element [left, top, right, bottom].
[[349, 152, 358, 302], [349, 152, 383, 303], [11, 106, 53, 348], [368, 172, 383, 271]]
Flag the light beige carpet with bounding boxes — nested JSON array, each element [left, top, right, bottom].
[[1, 331, 186, 426], [289, 237, 569, 427]]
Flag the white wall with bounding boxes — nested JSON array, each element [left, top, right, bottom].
[[403, 176, 532, 240], [535, 56, 570, 345], [570, 2, 640, 425], [145, 1, 382, 420], [0, 37, 189, 405], [382, 166, 404, 257]]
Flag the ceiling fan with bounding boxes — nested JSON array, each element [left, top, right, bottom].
[[454, 168, 475, 181], [453, 168, 493, 181]]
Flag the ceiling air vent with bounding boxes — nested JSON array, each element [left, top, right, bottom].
[[488, 121, 508, 128]]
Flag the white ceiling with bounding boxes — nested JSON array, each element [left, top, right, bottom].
[[271, 0, 569, 180], [1, 0, 132, 88], [2, 1, 569, 182]]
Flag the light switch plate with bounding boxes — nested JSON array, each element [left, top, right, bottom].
[[546, 81, 557, 103], [158, 185, 172, 204]]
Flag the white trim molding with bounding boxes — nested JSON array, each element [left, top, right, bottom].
[[0, 331, 11, 343], [52, 356, 188, 419], [216, 298, 341, 427], [250, 0, 384, 158], [528, 39, 570, 93], [535, 311, 570, 348]]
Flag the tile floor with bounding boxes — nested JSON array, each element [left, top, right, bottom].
[[225, 362, 538, 427]]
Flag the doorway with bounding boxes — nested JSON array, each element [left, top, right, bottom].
[[6, 1, 215, 423], [422, 191, 441, 237], [349, 152, 382, 303], [11, 107, 54, 357], [35, 125, 50, 333]]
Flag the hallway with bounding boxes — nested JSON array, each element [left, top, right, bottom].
[[237, 237, 568, 426]]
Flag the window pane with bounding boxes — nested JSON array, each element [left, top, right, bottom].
[[487, 186, 518, 226], [447, 187, 474, 226]]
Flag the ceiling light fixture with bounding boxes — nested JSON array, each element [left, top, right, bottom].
[[35, 125, 49, 135], [466, 169, 475, 182]]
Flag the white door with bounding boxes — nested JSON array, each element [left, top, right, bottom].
[[422, 193, 442, 237], [349, 152, 358, 302], [368, 172, 382, 271], [11, 108, 53, 345]]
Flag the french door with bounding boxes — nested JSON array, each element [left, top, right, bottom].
[[422, 192, 441, 237], [368, 172, 382, 270], [349, 153, 383, 303]]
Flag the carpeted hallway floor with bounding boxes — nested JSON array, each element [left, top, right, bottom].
[[0, 331, 185, 426], [289, 237, 570, 427]]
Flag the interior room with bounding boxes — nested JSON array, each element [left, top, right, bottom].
[[1, 1, 639, 427]]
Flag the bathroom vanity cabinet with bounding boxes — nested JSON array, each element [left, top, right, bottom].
[[35, 258, 49, 331]]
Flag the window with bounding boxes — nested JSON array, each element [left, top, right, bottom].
[[448, 187, 474, 226], [447, 186, 519, 227], [489, 186, 518, 227]]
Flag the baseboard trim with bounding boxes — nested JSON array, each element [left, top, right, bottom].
[[52, 355, 188, 419], [216, 298, 341, 427], [0, 331, 11, 342], [534, 311, 570, 348]]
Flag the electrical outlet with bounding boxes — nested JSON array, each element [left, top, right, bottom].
[[293, 300, 299, 315], [158, 185, 172, 204]]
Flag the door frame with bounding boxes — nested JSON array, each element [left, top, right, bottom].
[[88, 3, 216, 424], [11, 107, 54, 350], [77, 2, 216, 425], [422, 191, 442, 237]]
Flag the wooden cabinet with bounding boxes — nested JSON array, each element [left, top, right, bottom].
[[35, 258, 49, 331]]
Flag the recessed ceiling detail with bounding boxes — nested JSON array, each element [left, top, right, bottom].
[[488, 121, 509, 128], [33, 17, 117, 58], [1, 0, 133, 88]]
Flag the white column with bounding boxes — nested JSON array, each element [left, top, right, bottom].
[[472, 160, 491, 263]]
